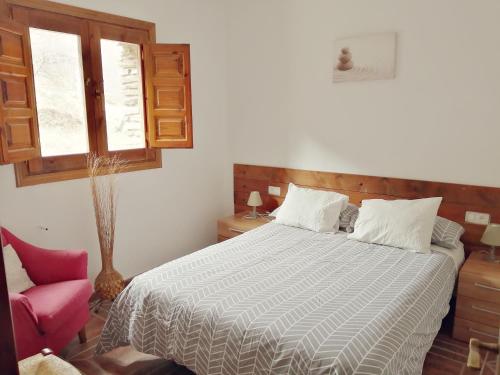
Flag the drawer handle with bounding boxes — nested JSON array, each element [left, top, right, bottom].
[[471, 305, 500, 316], [229, 228, 245, 234], [469, 327, 499, 340], [474, 282, 500, 292]]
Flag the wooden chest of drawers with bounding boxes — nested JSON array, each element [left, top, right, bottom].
[[453, 252, 500, 343]]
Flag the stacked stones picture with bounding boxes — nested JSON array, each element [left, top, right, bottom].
[[333, 32, 397, 82]]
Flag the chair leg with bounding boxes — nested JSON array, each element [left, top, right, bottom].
[[78, 326, 87, 344]]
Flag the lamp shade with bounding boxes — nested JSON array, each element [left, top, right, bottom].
[[247, 191, 263, 207], [480, 223, 500, 246]]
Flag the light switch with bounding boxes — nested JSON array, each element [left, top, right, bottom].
[[268, 186, 281, 196], [465, 211, 490, 225]]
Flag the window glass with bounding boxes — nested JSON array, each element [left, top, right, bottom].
[[29, 27, 89, 157], [100, 39, 146, 151]]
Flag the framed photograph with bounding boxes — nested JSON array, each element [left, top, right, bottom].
[[333, 32, 397, 83]]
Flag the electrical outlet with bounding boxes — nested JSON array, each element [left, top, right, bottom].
[[465, 211, 490, 225], [268, 186, 281, 196]]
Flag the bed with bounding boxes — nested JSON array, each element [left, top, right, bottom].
[[96, 222, 463, 375]]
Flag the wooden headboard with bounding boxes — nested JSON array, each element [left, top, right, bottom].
[[234, 163, 500, 253]]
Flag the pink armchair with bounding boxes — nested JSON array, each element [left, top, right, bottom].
[[1, 228, 92, 360]]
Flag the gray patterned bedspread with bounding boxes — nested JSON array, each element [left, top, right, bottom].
[[96, 223, 457, 375]]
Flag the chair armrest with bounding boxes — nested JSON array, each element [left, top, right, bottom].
[[10, 293, 38, 327], [23, 248, 88, 285], [10, 293, 45, 360]]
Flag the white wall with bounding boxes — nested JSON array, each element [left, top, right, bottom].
[[227, 0, 500, 187], [0, 0, 233, 281]]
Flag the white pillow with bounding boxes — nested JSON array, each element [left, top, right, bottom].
[[347, 197, 442, 253], [275, 183, 348, 232], [3, 244, 35, 293]]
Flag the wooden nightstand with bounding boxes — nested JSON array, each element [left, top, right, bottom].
[[217, 213, 271, 242], [453, 251, 500, 343]]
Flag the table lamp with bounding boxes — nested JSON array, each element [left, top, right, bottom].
[[246, 191, 263, 219], [480, 223, 500, 262]]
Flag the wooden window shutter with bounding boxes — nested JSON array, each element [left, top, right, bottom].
[[0, 19, 40, 164], [143, 44, 193, 148]]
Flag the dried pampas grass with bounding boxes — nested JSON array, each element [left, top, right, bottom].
[[87, 153, 126, 300]]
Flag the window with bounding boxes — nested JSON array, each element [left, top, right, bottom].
[[100, 39, 146, 152], [29, 27, 89, 157], [0, 0, 193, 187]]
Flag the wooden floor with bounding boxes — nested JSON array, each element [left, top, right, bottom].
[[61, 302, 497, 375]]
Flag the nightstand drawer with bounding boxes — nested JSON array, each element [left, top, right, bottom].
[[456, 295, 500, 327], [458, 271, 500, 302], [217, 214, 270, 240], [217, 221, 247, 239], [453, 317, 499, 343], [217, 235, 230, 243]]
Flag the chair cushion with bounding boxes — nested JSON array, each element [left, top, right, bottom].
[[3, 244, 35, 293], [22, 279, 92, 334]]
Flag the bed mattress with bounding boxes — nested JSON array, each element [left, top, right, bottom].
[[96, 222, 458, 375]]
